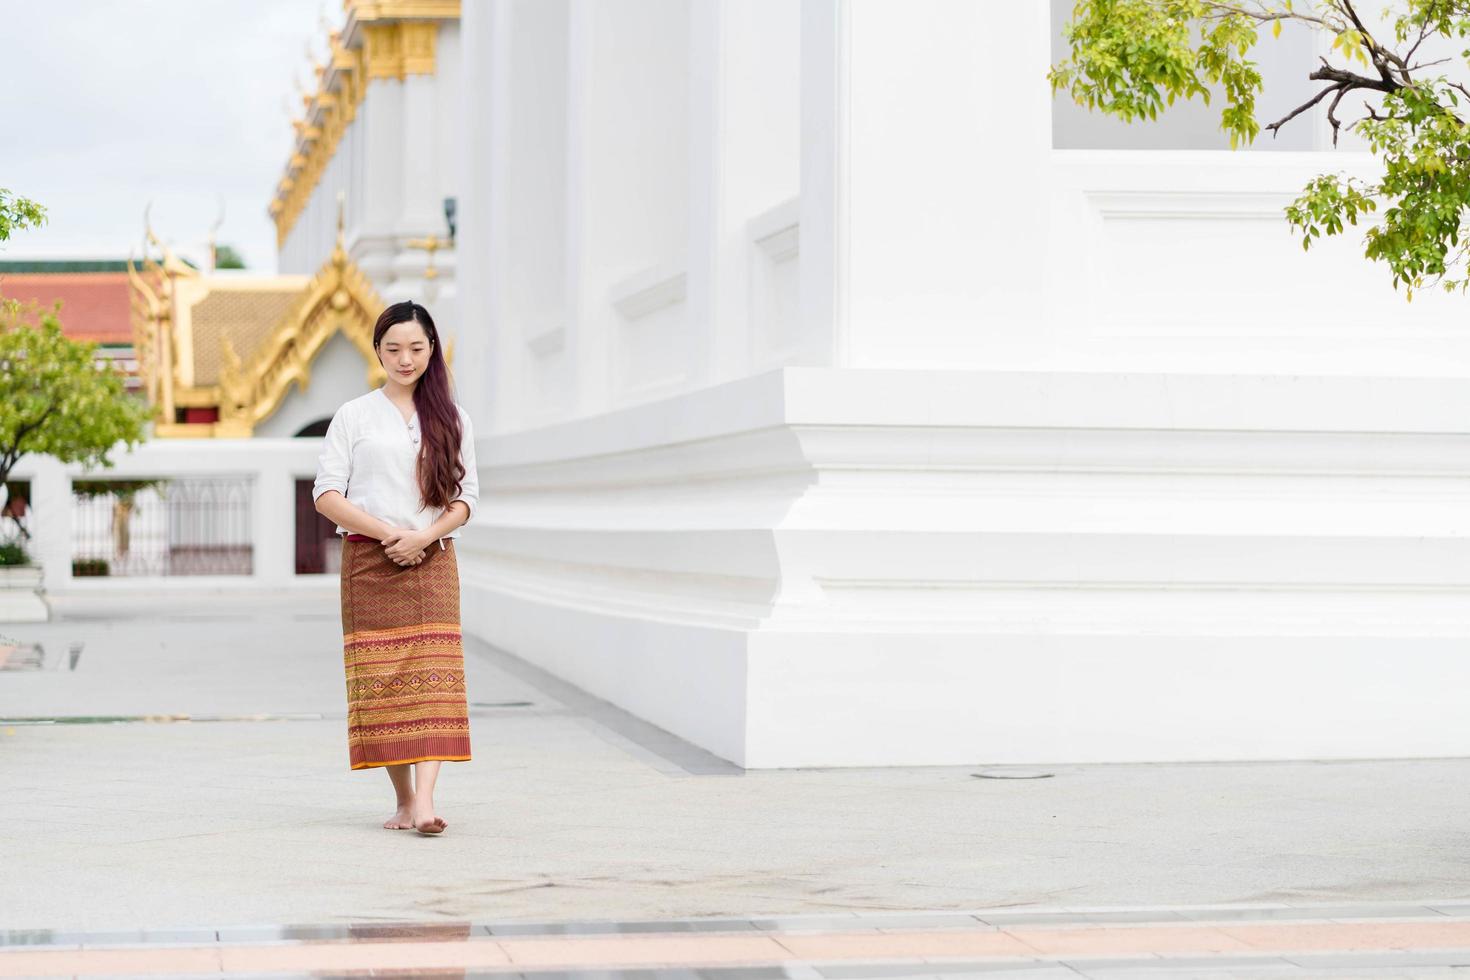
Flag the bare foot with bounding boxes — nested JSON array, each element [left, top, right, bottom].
[[413, 806, 447, 835], [384, 803, 414, 830]]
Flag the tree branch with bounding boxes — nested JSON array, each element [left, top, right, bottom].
[[1266, 81, 1348, 136], [1308, 59, 1400, 94], [1335, 0, 1401, 88], [1199, 1, 1336, 30], [8, 402, 56, 457], [1326, 83, 1354, 144]]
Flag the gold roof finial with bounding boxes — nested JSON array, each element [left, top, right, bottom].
[[332, 191, 348, 268], [207, 195, 226, 273], [141, 202, 197, 280]]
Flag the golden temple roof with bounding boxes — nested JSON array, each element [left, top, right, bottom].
[[127, 219, 399, 438], [177, 280, 307, 387]]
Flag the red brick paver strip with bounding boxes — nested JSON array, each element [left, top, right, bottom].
[[4, 917, 1470, 976], [1004, 924, 1256, 956]]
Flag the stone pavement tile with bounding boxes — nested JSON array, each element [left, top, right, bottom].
[[0, 944, 222, 977], [216, 922, 477, 943], [218, 938, 513, 972], [861, 915, 995, 932], [1425, 904, 1470, 916], [1059, 954, 1298, 974], [506, 970, 807, 980], [938, 972, 1083, 980], [20, 595, 1470, 935], [1002, 926, 1254, 956], [499, 935, 791, 967], [1214, 920, 1470, 950], [749, 916, 868, 933], [814, 964, 1069, 978], [773, 932, 1034, 960], [1282, 949, 1470, 968], [1081, 969, 1462, 980], [977, 911, 1192, 927], [0, 931, 89, 948], [486, 919, 764, 935], [1177, 905, 1447, 923]]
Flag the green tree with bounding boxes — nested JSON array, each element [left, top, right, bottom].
[[1049, 1, 1470, 299], [213, 243, 246, 269], [0, 302, 152, 494], [0, 188, 45, 242]]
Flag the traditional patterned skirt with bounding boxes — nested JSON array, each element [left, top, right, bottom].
[[339, 535, 472, 770]]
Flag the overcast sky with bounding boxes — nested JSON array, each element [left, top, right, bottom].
[[2, 1, 328, 272]]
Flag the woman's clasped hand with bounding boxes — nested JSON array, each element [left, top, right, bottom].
[[381, 529, 430, 566]]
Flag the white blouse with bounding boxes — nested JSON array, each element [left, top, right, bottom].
[[311, 386, 479, 548]]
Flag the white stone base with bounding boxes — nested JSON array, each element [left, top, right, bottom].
[[0, 565, 50, 623], [458, 367, 1470, 769]]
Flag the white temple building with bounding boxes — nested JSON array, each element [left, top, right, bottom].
[[432, 0, 1470, 769], [23, 0, 1461, 770]]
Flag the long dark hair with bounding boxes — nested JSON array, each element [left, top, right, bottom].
[[372, 301, 465, 512]]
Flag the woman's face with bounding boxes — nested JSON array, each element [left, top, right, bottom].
[[377, 319, 432, 389]]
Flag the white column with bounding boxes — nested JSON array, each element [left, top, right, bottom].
[[252, 460, 296, 586], [799, 0, 849, 367], [387, 70, 444, 303], [800, 0, 1055, 369], [354, 78, 406, 288], [27, 457, 72, 594], [564, 0, 604, 417], [457, 0, 510, 431], [687, 0, 801, 386]]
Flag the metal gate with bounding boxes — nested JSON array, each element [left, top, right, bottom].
[[72, 476, 253, 576]]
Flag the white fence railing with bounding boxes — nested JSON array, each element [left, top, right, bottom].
[[11, 437, 336, 592]]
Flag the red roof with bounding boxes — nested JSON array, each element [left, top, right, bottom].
[[0, 272, 133, 344]]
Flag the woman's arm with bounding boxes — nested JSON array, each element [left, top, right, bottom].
[[310, 406, 422, 556], [379, 409, 478, 562], [381, 501, 469, 563], [313, 490, 404, 541]]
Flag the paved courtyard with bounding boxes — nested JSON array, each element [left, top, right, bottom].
[[3, 589, 1470, 976]]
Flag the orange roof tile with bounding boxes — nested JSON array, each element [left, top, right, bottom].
[[0, 272, 134, 344]]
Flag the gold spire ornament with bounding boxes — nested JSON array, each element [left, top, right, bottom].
[[403, 233, 445, 280]]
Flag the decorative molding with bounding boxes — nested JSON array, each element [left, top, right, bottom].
[[345, 0, 461, 20], [524, 319, 565, 357], [1084, 189, 1294, 221], [460, 367, 1470, 767], [609, 263, 688, 320], [362, 22, 440, 80], [748, 196, 801, 261]]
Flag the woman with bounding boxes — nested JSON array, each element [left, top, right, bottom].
[[311, 300, 479, 836]]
